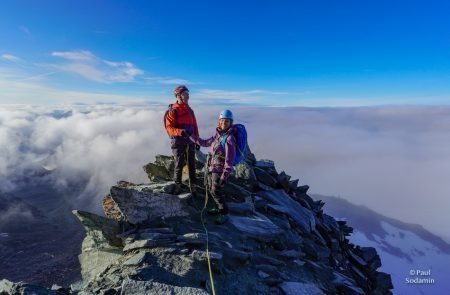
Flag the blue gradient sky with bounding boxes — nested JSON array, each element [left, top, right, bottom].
[[1, 0, 450, 106]]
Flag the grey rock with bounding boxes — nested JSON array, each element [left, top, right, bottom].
[[278, 250, 304, 259], [139, 232, 177, 240], [79, 246, 122, 283], [222, 248, 251, 264], [254, 195, 268, 211], [303, 239, 319, 259], [143, 162, 172, 181], [110, 186, 189, 225], [279, 282, 325, 295], [223, 182, 252, 198], [74, 210, 124, 283], [120, 279, 208, 295], [0, 279, 14, 294], [106, 274, 122, 285], [321, 214, 339, 232], [134, 182, 179, 194], [123, 239, 173, 251], [123, 251, 147, 266], [374, 272, 394, 290], [360, 247, 381, 270], [316, 246, 331, 260], [178, 233, 207, 245], [154, 154, 175, 172], [73, 210, 123, 248], [0, 281, 61, 295], [229, 212, 283, 241], [332, 272, 364, 295], [255, 264, 279, 275], [259, 190, 317, 233], [139, 227, 174, 234], [258, 270, 270, 279], [17, 152, 392, 295], [256, 181, 275, 191], [191, 250, 223, 260], [277, 171, 291, 191], [70, 281, 85, 292], [255, 159, 275, 169], [312, 228, 328, 246], [347, 249, 367, 267], [227, 202, 254, 215], [350, 265, 369, 285], [254, 167, 277, 187], [263, 277, 283, 286], [253, 254, 285, 267], [289, 179, 299, 191], [297, 185, 310, 194]]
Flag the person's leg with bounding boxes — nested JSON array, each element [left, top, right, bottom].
[[210, 173, 228, 215], [187, 144, 197, 192], [172, 144, 187, 194]]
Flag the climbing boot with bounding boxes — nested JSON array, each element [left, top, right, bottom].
[[172, 183, 182, 195]]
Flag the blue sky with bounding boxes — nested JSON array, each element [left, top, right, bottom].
[[1, 0, 450, 106]]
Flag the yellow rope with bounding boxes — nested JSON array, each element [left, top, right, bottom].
[[201, 178, 216, 295]]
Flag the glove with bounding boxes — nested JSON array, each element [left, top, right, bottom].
[[195, 144, 200, 151], [181, 129, 189, 137]]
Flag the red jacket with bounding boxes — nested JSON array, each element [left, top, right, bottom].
[[165, 103, 199, 142]]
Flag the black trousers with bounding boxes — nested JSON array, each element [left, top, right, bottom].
[[172, 143, 197, 187], [208, 172, 228, 214]]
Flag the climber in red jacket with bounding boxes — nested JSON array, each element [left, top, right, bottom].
[[164, 85, 199, 196]]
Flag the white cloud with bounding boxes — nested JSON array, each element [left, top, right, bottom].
[[0, 71, 158, 104], [0, 204, 35, 225], [194, 88, 288, 103], [62, 63, 106, 82], [1, 105, 449, 241], [51, 50, 144, 83], [144, 76, 191, 85], [1, 54, 22, 62], [52, 50, 96, 62], [0, 105, 169, 206]]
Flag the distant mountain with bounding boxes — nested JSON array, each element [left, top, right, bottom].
[[317, 194, 450, 295], [0, 172, 85, 287]]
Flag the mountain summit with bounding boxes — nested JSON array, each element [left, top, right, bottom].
[[0, 148, 393, 294]]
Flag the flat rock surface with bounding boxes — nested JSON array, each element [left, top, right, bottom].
[[259, 189, 317, 233], [110, 186, 189, 225], [229, 212, 283, 240], [279, 281, 325, 295], [121, 279, 209, 295]]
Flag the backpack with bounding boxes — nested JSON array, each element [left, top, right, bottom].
[[163, 104, 177, 138], [220, 124, 247, 165]]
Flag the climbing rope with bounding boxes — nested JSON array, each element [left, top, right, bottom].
[[200, 185, 216, 295], [200, 152, 216, 295]]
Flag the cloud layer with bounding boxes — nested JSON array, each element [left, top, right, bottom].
[[0, 105, 169, 208], [1, 105, 449, 240]]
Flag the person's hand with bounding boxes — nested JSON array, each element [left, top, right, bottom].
[[195, 144, 200, 151], [219, 178, 226, 187], [181, 129, 189, 137]]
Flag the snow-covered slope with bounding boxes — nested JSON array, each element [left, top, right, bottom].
[[319, 194, 450, 295]]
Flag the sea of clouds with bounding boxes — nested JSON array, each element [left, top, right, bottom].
[[1, 104, 449, 241]]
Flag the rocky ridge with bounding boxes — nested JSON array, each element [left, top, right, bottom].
[[0, 148, 393, 294]]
